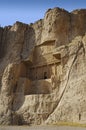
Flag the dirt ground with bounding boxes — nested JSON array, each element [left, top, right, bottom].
[[0, 125, 86, 130]]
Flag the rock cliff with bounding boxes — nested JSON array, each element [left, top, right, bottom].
[[0, 7, 86, 125]]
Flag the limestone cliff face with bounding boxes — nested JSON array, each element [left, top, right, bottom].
[[0, 7, 86, 125]]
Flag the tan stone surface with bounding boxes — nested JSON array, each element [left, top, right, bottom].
[[0, 8, 86, 125]]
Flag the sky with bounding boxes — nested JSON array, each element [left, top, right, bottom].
[[0, 0, 86, 27]]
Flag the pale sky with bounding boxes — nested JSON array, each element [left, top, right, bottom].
[[0, 0, 86, 27]]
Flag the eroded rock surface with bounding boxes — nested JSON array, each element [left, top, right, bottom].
[[0, 7, 86, 125]]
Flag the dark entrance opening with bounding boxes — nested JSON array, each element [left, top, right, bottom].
[[44, 72, 47, 79]]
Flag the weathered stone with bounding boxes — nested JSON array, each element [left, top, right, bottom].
[[0, 7, 86, 125]]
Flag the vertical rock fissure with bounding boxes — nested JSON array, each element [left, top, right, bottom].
[[46, 42, 85, 120]]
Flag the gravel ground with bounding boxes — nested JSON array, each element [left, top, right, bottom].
[[0, 125, 86, 130]]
